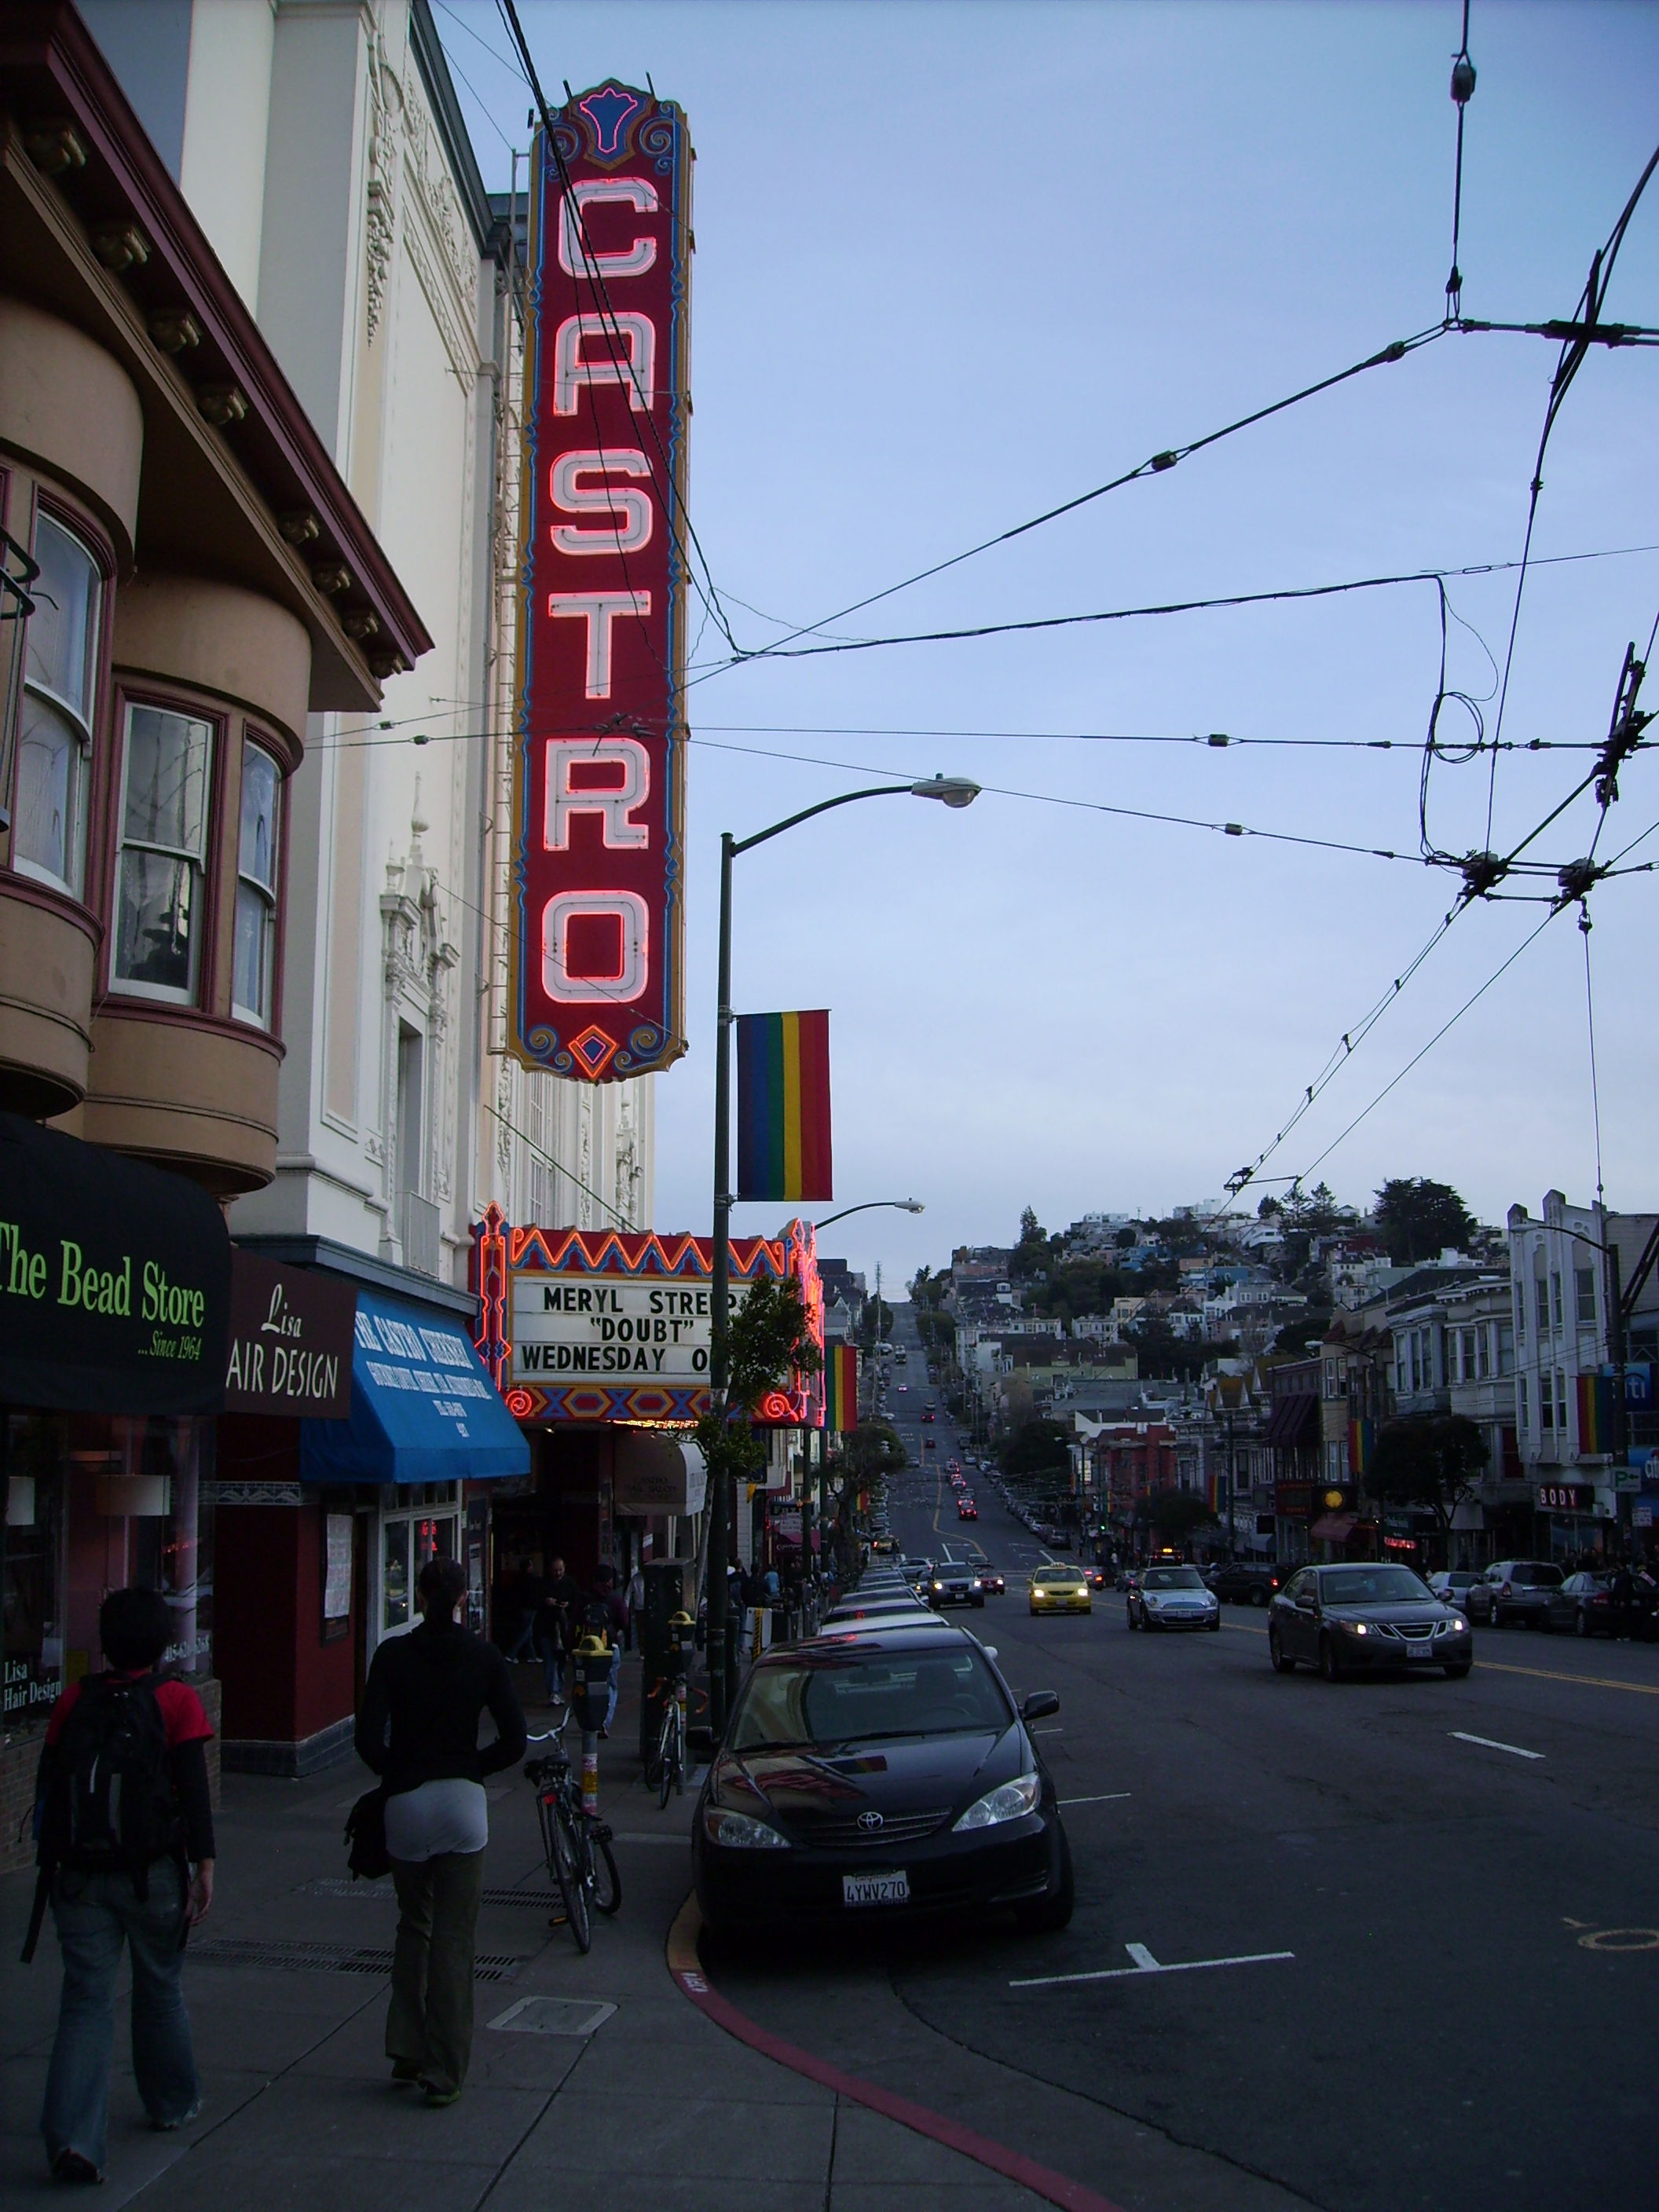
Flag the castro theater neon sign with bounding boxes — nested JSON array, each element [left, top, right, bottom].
[[511, 82, 693, 1083]]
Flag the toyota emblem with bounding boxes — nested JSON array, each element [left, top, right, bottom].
[[857, 1810, 884, 1832]]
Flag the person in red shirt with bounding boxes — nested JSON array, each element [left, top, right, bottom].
[[31, 1588, 215, 2186]]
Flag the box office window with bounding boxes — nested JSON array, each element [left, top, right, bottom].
[[13, 514, 101, 896], [113, 704, 214, 1002], [233, 738, 280, 1028]]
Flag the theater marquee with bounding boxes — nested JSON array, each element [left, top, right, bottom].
[[511, 82, 693, 1083]]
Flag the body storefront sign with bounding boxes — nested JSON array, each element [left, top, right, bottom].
[[512, 1275, 716, 1382]]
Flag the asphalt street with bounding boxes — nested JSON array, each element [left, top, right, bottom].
[[706, 1311, 1659, 2212]]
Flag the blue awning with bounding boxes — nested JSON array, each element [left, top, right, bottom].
[[300, 1289, 529, 1485]]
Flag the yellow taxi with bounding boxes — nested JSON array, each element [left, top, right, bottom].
[[1028, 1564, 1092, 1616]]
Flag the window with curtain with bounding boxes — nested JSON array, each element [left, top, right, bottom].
[[232, 739, 280, 1026], [113, 704, 213, 1000], [13, 515, 100, 893]]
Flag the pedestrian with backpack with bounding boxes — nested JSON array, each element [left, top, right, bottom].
[[27, 1587, 215, 2186], [355, 1555, 526, 2107]]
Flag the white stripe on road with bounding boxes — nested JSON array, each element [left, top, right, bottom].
[[1450, 1730, 1545, 1760], [1012, 1941, 1294, 1989], [1059, 1793, 1132, 1806]]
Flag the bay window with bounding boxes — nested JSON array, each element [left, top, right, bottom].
[[233, 739, 280, 1027], [112, 704, 213, 1001], [13, 513, 100, 894]]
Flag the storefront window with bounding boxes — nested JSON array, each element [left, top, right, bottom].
[[113, 704, 214, 1001], [14, 513, 100, 894], [233, 739, 280, 1027], [379, 1484, 460, 1640], [4, 1412, 68, 1723]]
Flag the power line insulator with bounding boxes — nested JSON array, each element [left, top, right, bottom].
[[1450, 54, 1476, 105]]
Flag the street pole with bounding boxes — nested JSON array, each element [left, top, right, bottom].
[[707, 831, 735, 1738], [704, 777, 977, 1740]]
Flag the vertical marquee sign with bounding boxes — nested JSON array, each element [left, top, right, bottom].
[[512, 83, 693, 1082]]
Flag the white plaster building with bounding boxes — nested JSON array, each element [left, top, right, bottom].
[[80, 0, 654, 1281]]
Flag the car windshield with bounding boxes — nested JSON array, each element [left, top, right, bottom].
[[1144, 1568, 1205, 1589], [731, 1646, 1012, 1750], [1034, 1567, 1081, 1584], [1320, 1566, 1434, 1605]]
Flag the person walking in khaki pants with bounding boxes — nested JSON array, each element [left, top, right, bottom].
[[355, 1557, 526, 2105]]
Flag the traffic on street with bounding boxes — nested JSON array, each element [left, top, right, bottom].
[[697, 1302, 1659, 2212]]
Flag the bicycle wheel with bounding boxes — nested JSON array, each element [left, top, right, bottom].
[[656, 1702, 677, 1810], [551, 1799, 591, 1953], [590, 1829, 621, 1916], [669, 1700, 687, 1797]]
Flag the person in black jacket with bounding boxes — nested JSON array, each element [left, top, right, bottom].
[[355, 1556, 526, 2106]]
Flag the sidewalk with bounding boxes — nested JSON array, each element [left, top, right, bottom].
[[1, 1654, 1051, 2212]]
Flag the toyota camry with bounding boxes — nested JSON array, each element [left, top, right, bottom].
[[693, 1624, 1073, 1935]]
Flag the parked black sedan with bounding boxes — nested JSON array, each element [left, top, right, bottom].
[[693, 1624, 1072, 1935], [1540, 1571, 1621, 1637], [1268, 1563, 1474, 1680]]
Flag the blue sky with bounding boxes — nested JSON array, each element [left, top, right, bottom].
[[435, 0, 1659, 1285]]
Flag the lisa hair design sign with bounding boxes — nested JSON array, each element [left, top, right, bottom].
[[511, 81, 693, 1083]]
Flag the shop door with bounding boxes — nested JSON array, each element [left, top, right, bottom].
[[375, 1506, 459, 1646]]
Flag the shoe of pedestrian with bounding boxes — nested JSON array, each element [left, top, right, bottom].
[[51, 2149, 104, 2185], [150, 2099, 203, 2132], [390, 2060, 423, 2084], [421, 2083, 463, 2108]]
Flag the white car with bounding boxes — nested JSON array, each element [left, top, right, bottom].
[[1127, 1566, 1221, 1632]]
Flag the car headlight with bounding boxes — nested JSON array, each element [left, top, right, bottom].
[[1452, 1616, 1468, 1633], [702, 1806, 791, 1850], [953, 1772, 1042, 1831], [931, 1581, 944, 1591], [1343, 1621, 1369, 1636]]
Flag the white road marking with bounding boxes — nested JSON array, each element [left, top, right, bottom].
[[1011, 1942, 1295, 1989], [1033, 1726, 1064, 1735], [1059, 1792, 1132, 1806], [1450, 1730, 1545, 1761]]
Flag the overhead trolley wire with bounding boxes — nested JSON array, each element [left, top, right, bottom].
[[686, 324, 1449, 680]]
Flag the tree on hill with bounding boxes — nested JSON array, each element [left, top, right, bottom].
[[1373, 1179, 1478, 1265]]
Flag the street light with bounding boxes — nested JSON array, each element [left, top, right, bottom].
[[706, 778, 978, 1732], [811, 1199, 925, 1232]]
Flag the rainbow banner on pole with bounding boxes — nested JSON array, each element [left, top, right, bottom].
[[825, 1342, 858, 1434], [1577, 1371, 1615, 1454], [735, 1010, 833, 1203]]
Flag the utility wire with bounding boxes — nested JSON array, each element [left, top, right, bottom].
[[1483, 138, 1659, 844], [1445, 2, 1477, 318], [1580, 900, 1606, 1209], [1291, 906, 1562, 1185], [701, 324, 1448, 674]]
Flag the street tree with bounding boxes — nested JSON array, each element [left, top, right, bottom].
[[1001, 1417, 1072, 1481], [1148, 1491, 1219, 1547], [695, 1276, 822, 1514], [1364, 1412, 1489, 1531], [1373, 1178, 1478, 1265]]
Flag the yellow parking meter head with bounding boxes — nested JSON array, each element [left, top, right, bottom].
[[575, 1632, 610, 1660], [668, 1610, 694, 1630]]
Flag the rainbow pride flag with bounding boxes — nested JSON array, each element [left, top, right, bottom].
[[735, 1010, 833, 1202], [825, 1342, 858, 1434], [1577, 1371, 1615, 1453]]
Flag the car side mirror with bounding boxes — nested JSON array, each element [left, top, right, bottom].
[[1021, 1690, 1060, 1722]]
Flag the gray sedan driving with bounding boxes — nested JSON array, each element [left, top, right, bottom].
[[1268, 1563, 1473, 1681]]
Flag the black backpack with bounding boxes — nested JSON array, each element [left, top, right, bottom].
[[46, 1673, 181, 1884]]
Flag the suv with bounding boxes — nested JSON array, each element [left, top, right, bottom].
[[1482, 1559, 1564, 1626], [1207, 1562, 1284, 1609]]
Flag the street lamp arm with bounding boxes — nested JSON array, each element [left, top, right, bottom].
[[731, 784, 914, 858], [811, 1199, 925, 1231]]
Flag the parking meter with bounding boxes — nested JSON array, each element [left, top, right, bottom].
[[665, 1608, 693, 1679], [571, 1633, 614, 1815]]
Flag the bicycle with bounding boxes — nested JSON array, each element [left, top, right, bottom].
[[524, 1730, 620, 1954], [643, 1614, 695, 1809]]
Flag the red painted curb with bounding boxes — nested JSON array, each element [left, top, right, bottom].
[[667, 1897, 1128, 2212]]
